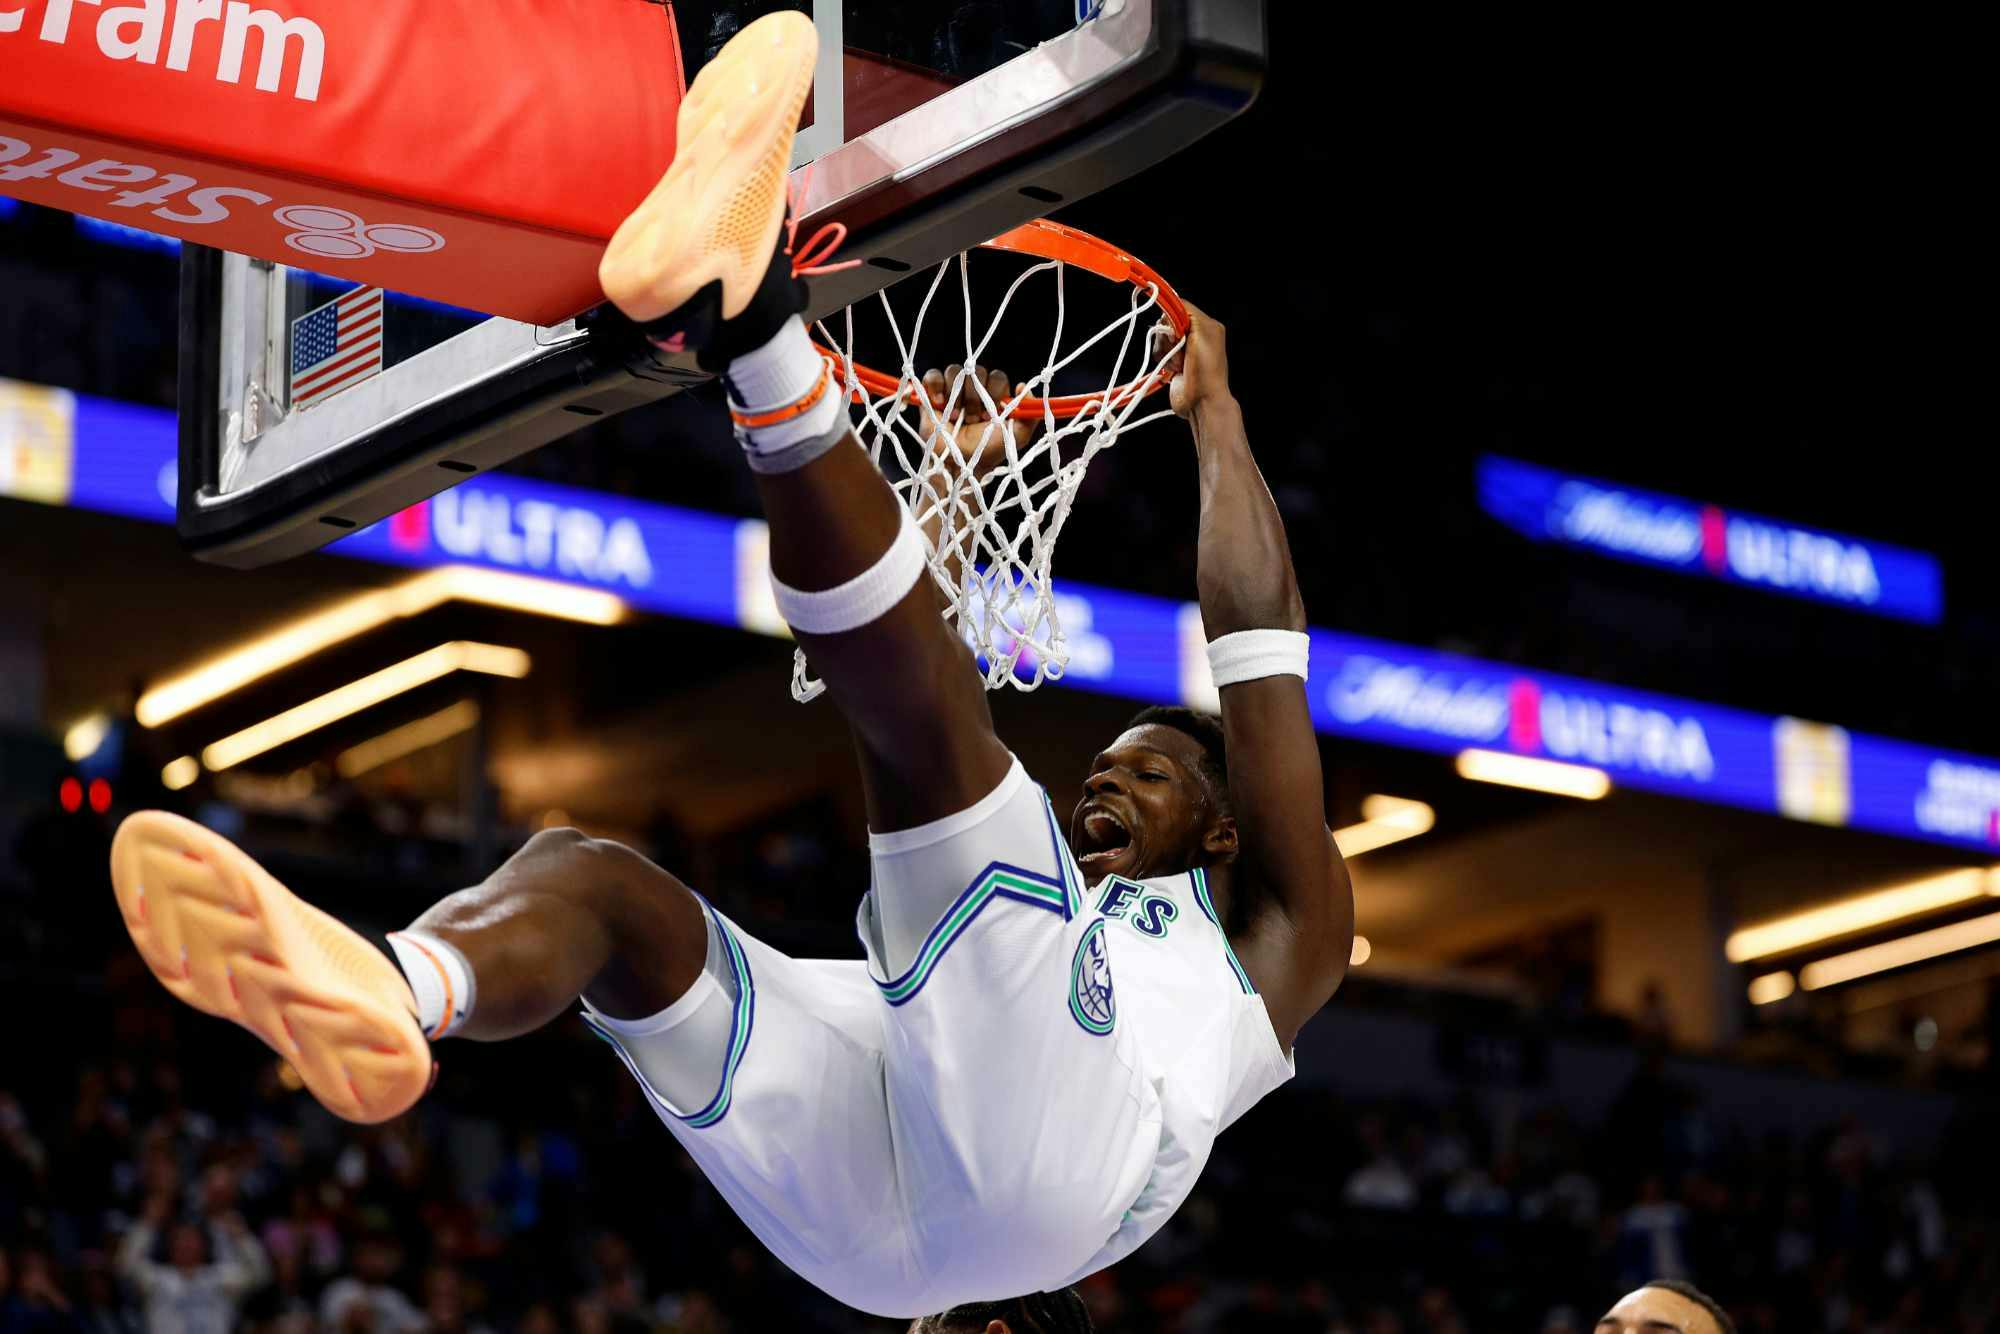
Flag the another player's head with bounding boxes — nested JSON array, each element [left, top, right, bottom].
[[1071, 705, 1235, 887], [909, 1287, 1093, 1333], [1596, 1280, 1735, 1334]]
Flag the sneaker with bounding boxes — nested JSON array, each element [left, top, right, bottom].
[[110, 811, 435, 1124], [599, 10, 818, 368]]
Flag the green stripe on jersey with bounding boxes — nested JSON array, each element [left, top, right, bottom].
[[1192, 866, 1256, 995]]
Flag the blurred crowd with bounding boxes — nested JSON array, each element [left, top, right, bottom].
[[6, 925, 2000, 1334], [5, 781, 1999, 1334]]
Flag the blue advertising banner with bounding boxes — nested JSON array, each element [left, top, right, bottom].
[[1307, 632, 1778, 815], [335, 480, 743, 630], [6, 378, 1995, 854], [1478, 455, 1945, 624]]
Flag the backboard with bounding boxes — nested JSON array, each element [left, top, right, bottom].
[[177, 0, 1265, 568]]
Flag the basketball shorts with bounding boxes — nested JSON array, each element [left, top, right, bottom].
[[582, 758, 1161, 1318]]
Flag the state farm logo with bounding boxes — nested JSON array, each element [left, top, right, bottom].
[[2, 0, 327, 102], [0, 129, 451, 262], [275, 204, 445, 260]]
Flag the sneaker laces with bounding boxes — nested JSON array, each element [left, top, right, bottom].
[[785, 168, 861, 279]]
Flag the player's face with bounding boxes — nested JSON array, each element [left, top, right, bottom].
[[1596, 1287, 1722, 1334], [1072, 724, 1217, 885]]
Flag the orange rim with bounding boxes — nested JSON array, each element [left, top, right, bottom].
[[815, 219, 1188, 422]]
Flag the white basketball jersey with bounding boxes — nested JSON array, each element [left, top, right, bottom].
[[1060, 865, 1297, 1284]]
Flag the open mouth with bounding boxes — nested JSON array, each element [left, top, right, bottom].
[[1076, 807, 1133, 867]]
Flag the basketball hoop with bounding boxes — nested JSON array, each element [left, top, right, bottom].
[[799, 220, 1189, 701]]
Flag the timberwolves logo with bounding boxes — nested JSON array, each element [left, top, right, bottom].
[[1068, 920, 1116, 1036]]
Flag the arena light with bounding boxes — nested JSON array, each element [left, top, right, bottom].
[[435, 566, 626, 625], [1350, 935, 1372, 967], [137, 567, 619, 727], [1799, 910, 2000, 991], [1724, 867, 1997, 963], [161, 756, 201, 791], [335, 699, 481, 779], [200, 642, 529, 772], [64, 712, 111, 762], [1747, 971, 1796, 1005], [1454, 749, 1612, 800], [1333, 796, 1436, 857]]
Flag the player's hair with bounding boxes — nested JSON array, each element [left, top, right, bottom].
[[1641, 1279, 1737, 1334], [1126, 705, 1228, 800], [922, 1289, 1093, 1333]]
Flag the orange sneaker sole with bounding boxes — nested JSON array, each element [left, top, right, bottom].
[[110, 811, 433, 1125], [599, 10, 818, 323]]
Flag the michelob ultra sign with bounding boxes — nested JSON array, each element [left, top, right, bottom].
[[1478, 456, 1944, 624]]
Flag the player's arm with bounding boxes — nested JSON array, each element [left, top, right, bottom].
[[116, 1198, 171, 1294], [209, 1213, 271, 1295], [1171, 306, 1354, 1050]]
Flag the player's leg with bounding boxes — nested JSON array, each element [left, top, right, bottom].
[[595, 20, 1150, 1303], [598, 11, 1008, 835], [114, 810, 928, 1314], [110, 811, 708, 1123], [392, 825, 704, 1036], [758, 446, 1011, 834]]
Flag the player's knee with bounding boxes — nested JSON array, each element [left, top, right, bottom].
[[521, 827, 660, 899], [558, 836, 707, 970], [517, 824, 599, 870], [509, 828, 693, 948]]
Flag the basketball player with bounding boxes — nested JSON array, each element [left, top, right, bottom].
[[914, 1291, 1094, 1334], [108, 11, 1353, 1321], [1596, 1280, 1736, 1334]]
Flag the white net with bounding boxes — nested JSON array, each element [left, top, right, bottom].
[[796, 239, 1184, 702]]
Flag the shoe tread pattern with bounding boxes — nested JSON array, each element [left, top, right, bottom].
[[110, 812, 431, 1125]]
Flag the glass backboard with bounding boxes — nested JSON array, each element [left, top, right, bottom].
[[178, 0, 1265, 567]]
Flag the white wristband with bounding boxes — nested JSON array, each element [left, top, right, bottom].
[[771, 507, 927, 636], [1207, 628, 1309, 688]]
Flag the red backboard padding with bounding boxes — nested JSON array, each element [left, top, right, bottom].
[[0, 0, 685, 324]]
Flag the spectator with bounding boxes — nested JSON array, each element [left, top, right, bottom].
[[4, 802, 1999, 1332], [1342, 1115, 1416, 1211], [317, 1233, 424, 1334], [114, 1197, 269, 1334], [1635, 981, 1676, 1047], [1, 1094, 49, 1239], [71, 1257, 139, 1334], [514, 1302, 561, 1334], [1415, 1286, 1469, 1334], [3, 1244, 77, 1334], [422, 1265, 496, 1334], [259, 1184, 342, 1285], [1614, 1175, 1693, 1288]]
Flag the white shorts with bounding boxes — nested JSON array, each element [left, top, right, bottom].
[[583, 759, 1161, 1319]]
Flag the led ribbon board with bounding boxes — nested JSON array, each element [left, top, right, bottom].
[[8, 378, 1993, 853], [1478, 455, 1944, 624]]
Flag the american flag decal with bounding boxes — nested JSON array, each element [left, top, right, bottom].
[[289, 286, 385, 409]]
